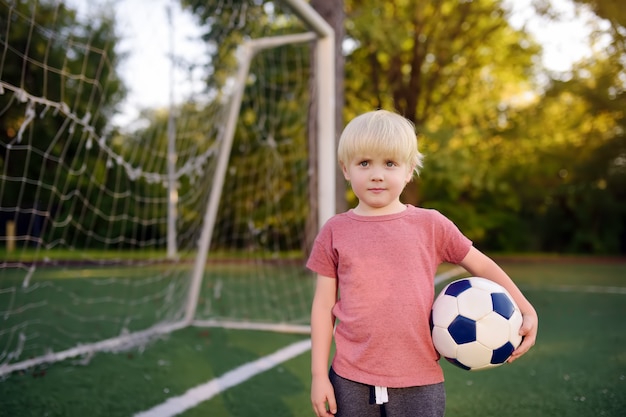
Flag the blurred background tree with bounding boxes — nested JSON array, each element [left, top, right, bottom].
[[0, 0, 126, 247], [4, 0, 622, 255], [339, 0, 625, 254]]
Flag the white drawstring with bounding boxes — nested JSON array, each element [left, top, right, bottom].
[[374, 386, 389, 404]]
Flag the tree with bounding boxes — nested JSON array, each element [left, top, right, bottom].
[[344, 0, 538, 123], [571, 0, 626, 53], [0, 0, 126, 246], [178, 1, 316, 251], [343, 0, 625, 253], [343, 0, 541, 238], [175, 0, 626, 254], [511, 0, 626, 253]]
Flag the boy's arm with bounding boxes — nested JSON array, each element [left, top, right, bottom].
[[310, 274, 338, 416], [458, 247, 538, 362]]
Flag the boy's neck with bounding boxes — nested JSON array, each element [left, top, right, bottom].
[[352, 201, 407, 216]]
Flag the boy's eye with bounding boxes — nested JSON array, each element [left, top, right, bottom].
[[386, 160, 397, 167], [359, 161, 369, 167]]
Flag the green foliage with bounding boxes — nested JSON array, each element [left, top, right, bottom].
[[181, 0, 307, 93], [3, 0, 624, 254], [343, 0, 625, 254], [344, 0, 539, 123], [533, 57, 626, 253], [0, 0, 127, 248], [343, 0, 544, 248], [215, 46, 311, 252], [180, 0, 312, 252]]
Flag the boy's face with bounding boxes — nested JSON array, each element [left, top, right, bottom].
[[342, 154, 413, 215]]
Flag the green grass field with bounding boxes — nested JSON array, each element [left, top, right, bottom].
[[0, 260, 625, 417]]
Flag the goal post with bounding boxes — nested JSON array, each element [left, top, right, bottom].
[[183, 28, 335, 325], [0, 0, 335, 378], [287, 0, 337, 227]]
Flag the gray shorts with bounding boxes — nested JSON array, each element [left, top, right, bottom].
[[329, 367, 446, 417]]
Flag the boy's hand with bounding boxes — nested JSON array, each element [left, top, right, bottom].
[[508, 312, 538, 363], [311, 375, 337, 416]]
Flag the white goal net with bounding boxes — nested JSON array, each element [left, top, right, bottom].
[[0, 0, 334, 377]]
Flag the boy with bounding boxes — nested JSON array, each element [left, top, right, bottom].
[[307, 110, 538, 417]]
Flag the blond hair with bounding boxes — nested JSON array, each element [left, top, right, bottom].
[[337, 110, 424, 176]]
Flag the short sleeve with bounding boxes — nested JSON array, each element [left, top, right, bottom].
[[306, 222, 339, 278], [434, 211, 472, 264]]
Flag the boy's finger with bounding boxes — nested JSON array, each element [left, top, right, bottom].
[[327, 394, 337, 414]]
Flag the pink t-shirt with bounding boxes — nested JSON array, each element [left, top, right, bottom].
[[306, 205, 472, 388]]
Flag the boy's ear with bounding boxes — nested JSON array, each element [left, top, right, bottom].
[[341, 162, 350, 180], [405, 166, 415, 183]]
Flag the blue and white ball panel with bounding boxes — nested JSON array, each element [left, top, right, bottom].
[[491, 292, 517, 319], [477, 311, 516, 349], [455, 340, 497, 370], [430, 277, 523, 371], [455, 287, 496, 321], [431, 326, 458, 359], [431, 293, 460, 328]]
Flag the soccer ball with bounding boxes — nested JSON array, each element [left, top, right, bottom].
[[430, 277, 523, 371]]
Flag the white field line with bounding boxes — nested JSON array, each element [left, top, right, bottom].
[[523, 283, 626, 295], [434, 266, 626, 295], [434, 266, 467, 286], [133, 269, 467, 417], [133, 339, 312, 417]]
